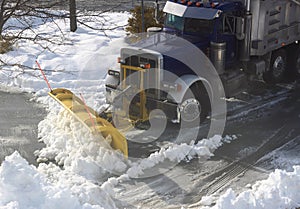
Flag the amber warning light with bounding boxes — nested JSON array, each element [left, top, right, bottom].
[[140, 63, 151, 69]]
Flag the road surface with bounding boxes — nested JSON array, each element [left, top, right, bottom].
[[113, 81, 300, 208], [0, 91, 46, 166], [0, 80, 299, 208]]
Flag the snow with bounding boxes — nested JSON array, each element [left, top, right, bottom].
[[0, 110, 231, 208], [126, 135, 224, 178], [199, 166, 300, 209], [36, 108, 127, 174], [0, 12, 129, 113], [0, 7, 300, 209], [0, 11, 236, 207], [0, 151, 103, 209], [35, 103, 236, 179], [2, 150, 300, 209], [0, 11, 131, 209], [258, 137, 300, 172]]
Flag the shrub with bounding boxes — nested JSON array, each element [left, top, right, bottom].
[[0, 38, 13, 54], [126, 5, 163, 34]]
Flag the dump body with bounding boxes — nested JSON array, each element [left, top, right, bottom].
[[248, 0, 300, 55]]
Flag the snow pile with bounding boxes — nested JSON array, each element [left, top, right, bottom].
[[0, 152, 104, 209], [37, 163, 118, 209], [33, 105, 235, 206], [127, 135, 230, 178], [36, 109, 128, 175], [199, 166, 300, 209], [34, 107, 128, 208], [36, 103, 235, 179]]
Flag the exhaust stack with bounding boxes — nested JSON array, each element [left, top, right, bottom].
[[239, 0, 252, 62], [246, 0, 251, 12]]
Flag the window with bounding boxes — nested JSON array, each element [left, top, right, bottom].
[[222, 15, 236, 34], [165, 14, 184, 31], [184, 18, 214, 35]]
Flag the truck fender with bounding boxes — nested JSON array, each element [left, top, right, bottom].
[[167, 74, 213, 104]]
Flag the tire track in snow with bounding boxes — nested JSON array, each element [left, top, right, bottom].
[[182, 83, 300, 204]]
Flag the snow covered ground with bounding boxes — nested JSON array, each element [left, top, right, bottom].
[[0, 10, 300, 209]]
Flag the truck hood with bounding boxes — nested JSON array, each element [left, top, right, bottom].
[[124, 32, 218, 81], [181, 34, 211, 49]]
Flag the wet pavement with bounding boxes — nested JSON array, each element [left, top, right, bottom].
[[0, 91, 46, 166], [114, 81, 300, 208]]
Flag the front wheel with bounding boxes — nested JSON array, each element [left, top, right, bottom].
[[263, 49, 287, 83], [179, 83, 210, 127], [180, 98, 201, 122]]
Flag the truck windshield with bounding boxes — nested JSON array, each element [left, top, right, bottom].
[[184, 18, 214, 35], [165, 14, 184, 31], [165, 14, 215, 35]]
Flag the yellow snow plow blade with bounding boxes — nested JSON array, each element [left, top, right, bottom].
[[48, 88, 128, 157]]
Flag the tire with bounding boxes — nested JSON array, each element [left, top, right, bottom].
[[179, 83, 210, 127], [263, 49, 287, 83], [287, 44, 300, 79]]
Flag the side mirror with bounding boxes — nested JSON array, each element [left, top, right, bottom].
[[235, 17, 245, 40]]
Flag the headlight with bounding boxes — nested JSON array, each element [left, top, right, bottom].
[[108, 70, 120, 77], [106, 71, 120, 89]]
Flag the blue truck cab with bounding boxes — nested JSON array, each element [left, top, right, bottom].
[[105, 0, 300, 124], [163, 0, 245, 69]]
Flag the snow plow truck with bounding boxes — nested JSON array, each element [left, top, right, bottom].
[[105, 0, 300, 124], [49, 0, 300, 157]]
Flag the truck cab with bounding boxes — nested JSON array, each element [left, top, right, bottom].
[[163, 0, 246, 70]]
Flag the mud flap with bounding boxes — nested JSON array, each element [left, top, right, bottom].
[[48, 88, 128, 157]]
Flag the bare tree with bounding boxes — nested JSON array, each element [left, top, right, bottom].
[[0, 0, 66, 44], [0, 0, 70, 75], [0, 0, 129, 72]]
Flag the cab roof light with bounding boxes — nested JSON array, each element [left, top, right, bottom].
[[210, 1, 219, 7], [196, 2, 202, 6]]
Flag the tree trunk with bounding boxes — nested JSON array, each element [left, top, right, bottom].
[[69, 0, 77, 32], [0, 7, 4, 39]]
